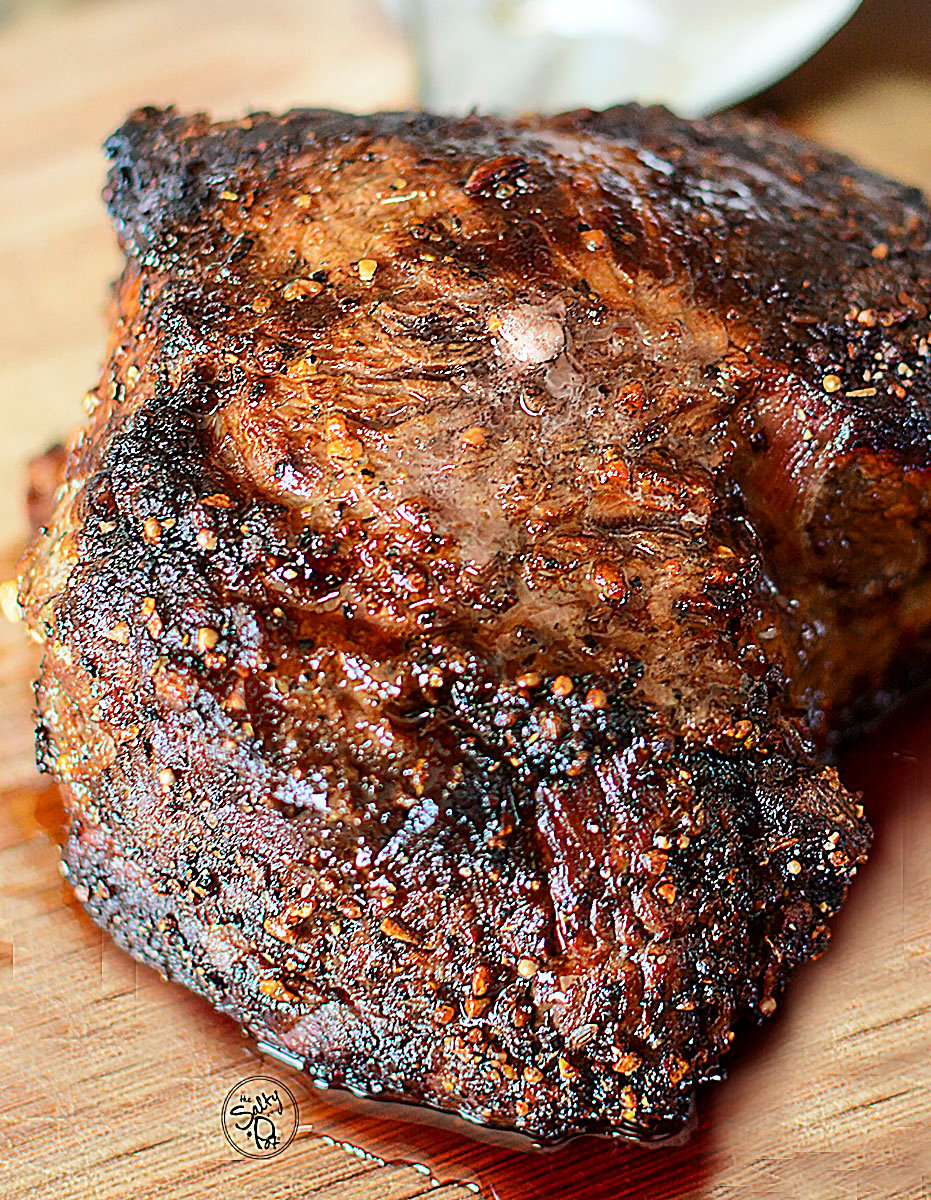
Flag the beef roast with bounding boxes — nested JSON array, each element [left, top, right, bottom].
[[16, 103, 931, 1144]]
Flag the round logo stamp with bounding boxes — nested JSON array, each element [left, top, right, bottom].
[[221, 1076, 299, 1158]]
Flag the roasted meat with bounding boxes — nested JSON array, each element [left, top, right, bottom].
[[17, 103, 931, 1145]]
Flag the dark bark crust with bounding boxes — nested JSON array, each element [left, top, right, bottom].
[[20, 101, 931, 1144]]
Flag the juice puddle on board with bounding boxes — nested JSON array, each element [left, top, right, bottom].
[[256, 1051, 717, 1200]]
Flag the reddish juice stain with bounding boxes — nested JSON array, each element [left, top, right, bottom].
[[31, 781, 66, 843], [264, 1072, 718, 1200]]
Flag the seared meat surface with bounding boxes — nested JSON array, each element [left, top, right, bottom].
[[17, 104, 931, 1144]]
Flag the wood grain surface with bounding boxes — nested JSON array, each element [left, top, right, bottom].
[[1, 3, 930, 1198]]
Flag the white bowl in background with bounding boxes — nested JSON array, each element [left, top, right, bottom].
[[385, 0, 862, 115]]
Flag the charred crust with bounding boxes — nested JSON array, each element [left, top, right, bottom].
[[22, 101, 929, 1145], [105, 103, 931, 464]]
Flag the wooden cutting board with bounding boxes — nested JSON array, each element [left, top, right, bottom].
[[1, 3, 930, 1197]]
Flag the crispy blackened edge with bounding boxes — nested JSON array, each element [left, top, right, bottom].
[[26, 101, 907, 1143], [104, 106, 462, 257], [571, 105, 931, 466], [22, 333, 872, 1144], [104, 103, 931, 466]]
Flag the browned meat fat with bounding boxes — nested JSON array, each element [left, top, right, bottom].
[[17, 103, 931, 1144]]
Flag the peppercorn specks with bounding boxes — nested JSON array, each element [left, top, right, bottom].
[[29, 102, 892, 1150], [0, 580, 21, 624], [379, 916, 420, 945], [143, 517, 162, 544], [282, 277, 324, 301], [196, 626, 219, 654]]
